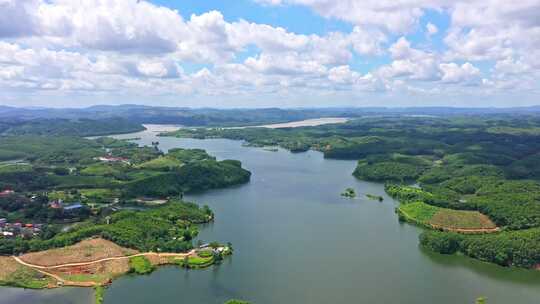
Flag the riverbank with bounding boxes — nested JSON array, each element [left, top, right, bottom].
[[1, 238, 230, 289]]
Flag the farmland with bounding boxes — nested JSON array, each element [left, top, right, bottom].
[[398, 201, 498, 232]]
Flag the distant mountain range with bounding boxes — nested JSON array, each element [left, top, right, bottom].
[[1, 104, 540, 127]]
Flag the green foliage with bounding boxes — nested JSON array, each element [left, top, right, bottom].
[[419, 231, 462, 254], [505, 153, 540, 179], [129, 256, 155, 274], [341, 188, 356, 198], [224, 300, 251, 304], [354, 161, 424, 182], [475, 297, 487, 304], [0, 201, 212, 255], [421, 228, 540, 268], [1, 266, 52, 289], [385, 184, 432, 203], [124, 159, 250, 197], [167, 148, 214, 163], [398, 201, 438, 224], [185, 255, 214, 268], [80, 163, 123, 176], [197, 250, 214, 258], [365, 194, 383, 201], [137, 156, 183, 171], [95, 286, 105, 304], [0, 149, 27, 161], [5, 118, 144, 137]]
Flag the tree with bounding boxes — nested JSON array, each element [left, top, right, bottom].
[[476, 297, 487, 304]]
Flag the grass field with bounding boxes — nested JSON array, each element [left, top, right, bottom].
[[186, 255, 214, 268], [63, 273, 109, 283], [129, 256, 155, 274], [399, 201, 497, 232]]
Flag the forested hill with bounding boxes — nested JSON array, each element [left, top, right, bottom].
[[2, 118, 145, 137], [2, 105, 540, 129]]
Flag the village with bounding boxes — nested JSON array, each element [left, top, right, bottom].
[[0, 188, 87, 240], [0, 218, 43, 239]]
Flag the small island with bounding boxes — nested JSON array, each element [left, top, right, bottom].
[[341, 188, 356, 198], [366, 194, 384, 202]]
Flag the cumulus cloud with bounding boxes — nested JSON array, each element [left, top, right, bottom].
[[0, 0, 538, 106], [255, 0, 445, 33], [439, 62, 480, 84], [0, 0, 41, 37], [378, 37, 483, 86]]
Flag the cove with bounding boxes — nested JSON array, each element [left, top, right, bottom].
[[2, 128, 540, 304]]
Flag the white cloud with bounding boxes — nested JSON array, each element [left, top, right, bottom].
[[244, 52, 327, 76], [445, 0, 540, 64], [0, 0, 538, 107], [349, 26, 387, 56], [379, 38, 483, 86], [439, 62, 480, 84], [255, 0, 444, 33], [0, 0, 40, 37], [426, 22, 438, 35]]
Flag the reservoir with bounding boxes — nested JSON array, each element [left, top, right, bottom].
[[2, 127, 540, 304]]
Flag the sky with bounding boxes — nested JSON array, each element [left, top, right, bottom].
[[0, 0, 539, 108]]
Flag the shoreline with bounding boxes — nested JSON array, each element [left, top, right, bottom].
[[2, 243, 229, 289]]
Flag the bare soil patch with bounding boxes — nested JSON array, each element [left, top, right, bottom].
[[20, 238, 138, 267], [0, 256, 19, 280], [430, 210, 497, 230]]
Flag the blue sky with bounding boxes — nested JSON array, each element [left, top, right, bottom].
[[0, 0, 538, 108]]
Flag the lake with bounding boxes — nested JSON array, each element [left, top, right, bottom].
[[3, 128, 540, 304]]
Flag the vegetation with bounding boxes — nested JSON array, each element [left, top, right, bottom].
[[0, 135, 248, 224], [3, 118, 145, 137], [95, 286, 105, 304], [341, 188, 356, 198], [185, 255, 214, 268], [398, 201, 496, 231], [224, 300, 251, 304], [129, 256, 155, 274], [0, 201, 212, 255], [365, 194, 383, 202], [0, 257, 53, 289], [398, 202, 439, 224]]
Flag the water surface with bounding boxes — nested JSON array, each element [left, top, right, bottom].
[[106, 130, 540, 304]]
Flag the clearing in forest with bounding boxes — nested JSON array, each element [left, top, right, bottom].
[[20, 238, 138, 267], [398, 201, 498, 233]]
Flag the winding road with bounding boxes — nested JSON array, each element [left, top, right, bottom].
[[11, 250, 196, 287]]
